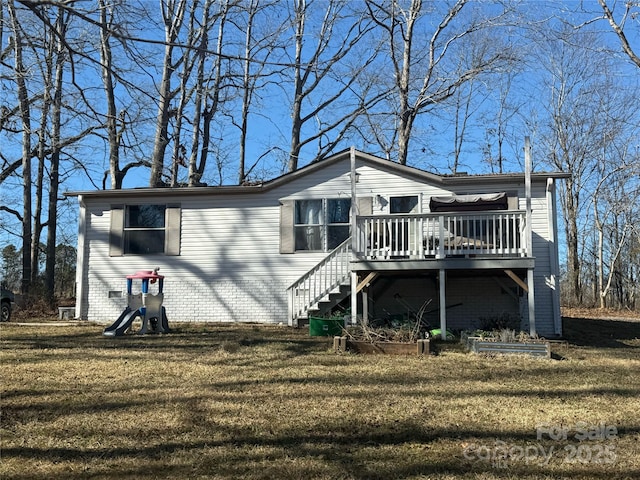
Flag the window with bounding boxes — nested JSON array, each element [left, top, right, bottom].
[[326, 198, 350, 249], [110, 204, 181, 256], [294, 198, 351, 251], [390, 195, 419, 214], [124, 205, 166, 254]]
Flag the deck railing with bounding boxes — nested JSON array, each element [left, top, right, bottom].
[[288, 210, 528, 323], [356, 210, 527, 259], [287, 238, 352, 323]]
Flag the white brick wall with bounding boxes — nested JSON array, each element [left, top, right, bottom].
[[87, 275, 289, 325]]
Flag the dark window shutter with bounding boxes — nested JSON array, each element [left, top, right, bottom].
[[280, 200, 294, 253], [165, 204, 181, 256], [109, 205, 124, 257]]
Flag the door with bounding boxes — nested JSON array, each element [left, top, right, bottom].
[[389, 195, 420, 257]]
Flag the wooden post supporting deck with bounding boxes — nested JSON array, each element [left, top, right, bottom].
[[439, 268, 447, 341], [527, 268, 536, 336], [351, 271, 358, 325], [362, 286, 369, 326]]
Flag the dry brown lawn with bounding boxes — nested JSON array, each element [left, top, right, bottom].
[[1, 311, 639, 479]]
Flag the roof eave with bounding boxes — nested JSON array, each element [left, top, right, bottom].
[[64, 148, 569, 199], [64, 184, 263, 198], [440, 171, 571, 185]]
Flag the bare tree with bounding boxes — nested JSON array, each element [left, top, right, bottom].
[[285, 0, 377, 171], [447, 80, 479, 174], [98, 0, 132, 190], [45, 1, 69, 305], [595, 2, 640, 308], [533, 24, 639, 306], [169, 0, 200, 187], [481, 70, 525, 174], [149, 0, 188, 187], [43, 5, 67, 304], [591, 140, 640, 309], [598, 0, 640, 68], [542, 43, 602, 305], [185, 0, 213, 187], [366, 0, 515, 165], [233, 0, 285, 184], [3, 1, 103, 302], [7, 0, 32, 295], [188, 0, 228, 187]]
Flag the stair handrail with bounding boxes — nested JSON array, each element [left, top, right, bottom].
[[287, 237, 352, 323]]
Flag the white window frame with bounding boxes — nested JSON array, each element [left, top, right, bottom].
[[123, 204, 167, 255], [294, 198, 351, 252]]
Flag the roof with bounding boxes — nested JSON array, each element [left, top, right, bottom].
[[64, 148, 570, 199]]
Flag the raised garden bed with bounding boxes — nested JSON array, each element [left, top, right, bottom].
[[462, 332, 551, 358], [333, 336, 430, 356]]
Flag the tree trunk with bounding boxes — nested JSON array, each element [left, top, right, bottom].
[[150, 57, 174, 186], [238, 0, 258, 184], [150, 0, 187, 187], [563, 179, 581, 304], [288, 0, 305, 172], [99, 0, 123, 189], [9, 0, 32, 295], [189, 0, 226, 186], [44, 7, 67, 306]]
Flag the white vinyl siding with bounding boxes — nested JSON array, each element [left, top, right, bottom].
[[76, 156, 561, 336]]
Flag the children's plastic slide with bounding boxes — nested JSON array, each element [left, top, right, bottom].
[[103, 307, 141, 336]]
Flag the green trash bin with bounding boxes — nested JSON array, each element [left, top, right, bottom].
[[309, 317, 345, 337]]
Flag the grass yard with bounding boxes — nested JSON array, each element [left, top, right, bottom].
[[1, 314, 639, 479]]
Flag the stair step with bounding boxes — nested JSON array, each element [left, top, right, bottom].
[[289, 241, 353, 324]]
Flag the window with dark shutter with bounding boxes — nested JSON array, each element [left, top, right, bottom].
[[110, 204, 181, 256]]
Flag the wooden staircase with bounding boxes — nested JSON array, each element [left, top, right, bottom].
[[287, 239, 352, 326]]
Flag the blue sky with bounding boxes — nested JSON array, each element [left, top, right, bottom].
[[2, 0, 640, 273]]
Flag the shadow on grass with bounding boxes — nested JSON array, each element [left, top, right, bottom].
[[562, 316, 640, 349], [7, 315, 638, 355], [4, 419, 640, 480], [3, 322, 640, 479], [0, 323, 329, 357]]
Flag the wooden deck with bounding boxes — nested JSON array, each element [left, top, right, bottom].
[[288, 210, 533, 324]]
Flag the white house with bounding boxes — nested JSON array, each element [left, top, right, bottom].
[[67, 148, 568, 337]]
